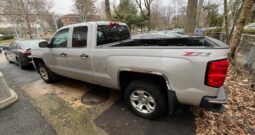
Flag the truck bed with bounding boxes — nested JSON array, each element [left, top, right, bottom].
[[99, 36, 228, 49]]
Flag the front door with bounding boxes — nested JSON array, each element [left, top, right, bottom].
[[64, 25, 94, 83], [44, 28, 71, 76]]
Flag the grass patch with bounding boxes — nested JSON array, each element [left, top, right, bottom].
[[0, 39, 14, 45]]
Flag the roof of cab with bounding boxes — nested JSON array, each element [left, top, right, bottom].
[[60, 21, 127, 29]]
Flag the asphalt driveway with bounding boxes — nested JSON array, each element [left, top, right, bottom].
[[0, 60, 56, 135]]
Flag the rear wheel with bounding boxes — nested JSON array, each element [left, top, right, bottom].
[[124, 80, 167, 119], [18, 59, 25, 69], [37, 63, 57, 83]]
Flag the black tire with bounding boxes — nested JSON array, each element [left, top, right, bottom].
[[18, 59, 26, 69], [124, 80, 167, 119], [37, 63, 57, 83]]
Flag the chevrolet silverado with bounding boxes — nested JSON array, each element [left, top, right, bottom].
[[31, 21, 229, 119]]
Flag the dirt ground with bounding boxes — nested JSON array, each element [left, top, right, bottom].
[[21, 79, 120, 135]]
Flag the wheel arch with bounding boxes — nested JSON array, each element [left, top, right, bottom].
[[118, 68, 171, 91], [32, 57, 46, 72], [118, 68, 177, 114]]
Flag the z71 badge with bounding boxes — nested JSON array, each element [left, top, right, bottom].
[[184, 52, 211, 57]]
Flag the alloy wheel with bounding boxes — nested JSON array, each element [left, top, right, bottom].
[[39, 66, 49, 80], [130, 90, 156, 114]]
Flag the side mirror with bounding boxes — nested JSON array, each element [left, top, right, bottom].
[[39, 41, 52, 48]]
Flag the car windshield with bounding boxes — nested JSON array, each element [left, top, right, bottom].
[[17, 40, 43, 49]]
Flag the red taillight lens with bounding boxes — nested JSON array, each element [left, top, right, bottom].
[[205, 59, 229, 88], [21, 50, 31, 56]]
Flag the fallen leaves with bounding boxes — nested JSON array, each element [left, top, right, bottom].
[[195, 66, 255, 135]]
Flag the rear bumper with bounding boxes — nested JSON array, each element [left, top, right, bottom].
[[200, 87, 227, 112], [167, 87, 228, 113], [204, 87, 227, 104], [21, 56, 33, 65]]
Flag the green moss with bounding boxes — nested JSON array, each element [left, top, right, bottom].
[[0, 39, 13, 45]]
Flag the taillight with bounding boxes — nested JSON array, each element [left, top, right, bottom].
[[205, 59, 229, 88], [21, 50, 31, 56]]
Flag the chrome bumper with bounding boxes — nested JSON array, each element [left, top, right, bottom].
[[204, 87, 227, 104], [201, 87, 227, 112]]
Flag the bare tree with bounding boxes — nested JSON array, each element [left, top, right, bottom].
[[150, 2, 162, 30], [30, 0, 54, 35], [20, 0, 33, 39], [162, 5, 174, 29], [196, 0, 204, 27], [224, 0, 230, 44], [75, 0, 95, 22], [230, 0, 254, 59], [2, 0, 32, 38], [184, 0, 198, 35], [2, 0, 53, 38], [135, 0, 154, 30], [105, 0, 111, 20]]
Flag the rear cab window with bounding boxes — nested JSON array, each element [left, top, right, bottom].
[[97, 24, 130, 46]]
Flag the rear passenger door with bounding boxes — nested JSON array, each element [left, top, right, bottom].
[[64, 25, 94, 83]]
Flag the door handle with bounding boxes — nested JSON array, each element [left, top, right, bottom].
[[80, 53, 89, 59], [60, 52, 67, 57]]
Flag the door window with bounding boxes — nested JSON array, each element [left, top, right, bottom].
[[97, 25, 130, 46], [51, 28, 69, 48], [72, 26, 88, 48]]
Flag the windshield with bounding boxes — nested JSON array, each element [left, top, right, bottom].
[[17, 40, 43, 49], [97, 25, 130, 46]]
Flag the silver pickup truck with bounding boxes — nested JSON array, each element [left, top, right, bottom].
[[32, 21, 229, 119]]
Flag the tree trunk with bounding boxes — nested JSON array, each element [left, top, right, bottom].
[[196, 0, 204, 27], [105, 0, 111, 20], [230, 0, 254, 59], [184, 0, 198, 35], [25, 15, 33, 39], [21, 0, 32, 39], [224, 0, 229, 44]]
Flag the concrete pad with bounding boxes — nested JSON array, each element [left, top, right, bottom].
[[0, 53, 7, 63], [21, 79, 120, 135]]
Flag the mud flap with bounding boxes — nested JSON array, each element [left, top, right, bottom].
[[167, 90, 178, 114]]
